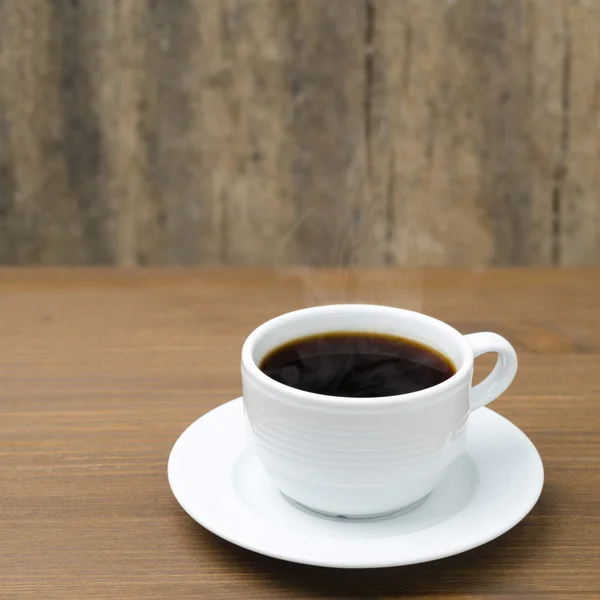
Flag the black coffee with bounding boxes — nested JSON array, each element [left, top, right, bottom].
[[259, 332, 456, 398]]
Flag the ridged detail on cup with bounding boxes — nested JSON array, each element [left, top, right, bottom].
[[247, 412, 468, 470], [252, 426, 441, 467], [242, 365, 470, 488]]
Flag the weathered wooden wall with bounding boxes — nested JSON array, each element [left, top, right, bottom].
[[0, 0, 598, 266]]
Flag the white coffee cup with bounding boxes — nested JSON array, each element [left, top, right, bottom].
[[241, 304, 517, 518]]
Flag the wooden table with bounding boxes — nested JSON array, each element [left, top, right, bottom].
[[2, 268, 599, 600]]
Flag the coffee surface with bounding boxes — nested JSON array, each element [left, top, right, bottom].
[[259, 332, 456, 397]]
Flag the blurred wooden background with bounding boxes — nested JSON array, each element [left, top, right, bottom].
[[0, 0, 598, 266]]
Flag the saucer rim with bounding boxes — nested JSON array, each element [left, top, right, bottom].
[[168, 398, 544, 569]]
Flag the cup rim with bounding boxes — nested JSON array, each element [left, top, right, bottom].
[[241, 304, 473, 407]]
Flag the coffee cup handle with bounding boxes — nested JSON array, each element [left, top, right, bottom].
[[464, 332, 518, 411]]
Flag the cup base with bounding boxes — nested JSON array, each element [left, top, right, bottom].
[[282, 492, 431, 522]]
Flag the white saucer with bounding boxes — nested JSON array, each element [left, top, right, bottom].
[[168, 398, 544, 569]]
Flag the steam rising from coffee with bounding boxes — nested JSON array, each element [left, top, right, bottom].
[[264, 145, 435, 304], [264, 205, 428, 395], [274, 207, 424, 310]]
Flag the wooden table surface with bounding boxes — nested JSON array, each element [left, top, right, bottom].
[[1, 268, 599, 600]]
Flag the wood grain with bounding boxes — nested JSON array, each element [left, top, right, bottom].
[[560, 0, 600, 265], [0, 267, 599, 599], [0, 1, 599, 267]]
